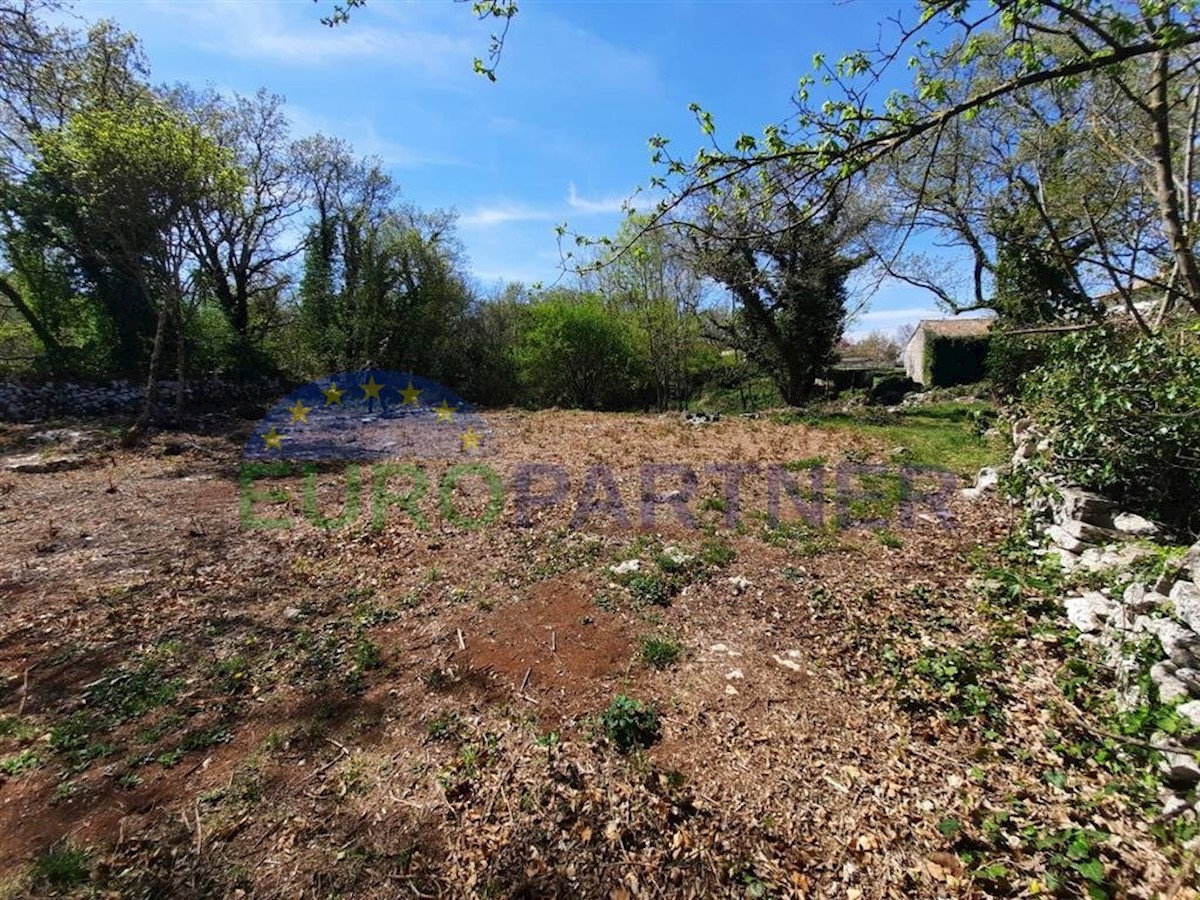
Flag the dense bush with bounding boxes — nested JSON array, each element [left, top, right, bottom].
[[1020, 325, 1200, 536]]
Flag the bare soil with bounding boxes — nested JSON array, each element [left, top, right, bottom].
[[0, 410, 1190, 898]]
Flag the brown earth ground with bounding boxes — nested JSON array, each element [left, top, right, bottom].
[[0, 410, 1193, 898]]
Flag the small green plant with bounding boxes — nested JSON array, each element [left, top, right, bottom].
[[639, 633, 682, 669], [625, 572, 672, 607], [0, 748, 42, 776], [31, 842, 90, 889], [0, 716, 38, 740], [877, 529, 903, 549], [351, 638, 383, 672], [599, 695, 661, 751], [699, 538, 736, 568], [426, 712, 463, 741]]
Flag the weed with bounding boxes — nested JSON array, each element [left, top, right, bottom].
[[698, 537, 736, 568], [639, 633, 683, 669], [599, 695, 661, 752], [877, 529, 903, 549], [0, 716, 38, 741], [624, 572, 672, 607], [426, 712, 464, 742], [31, 842, 90, 889], [351, 638, 383, 672], [0, 749, 42, 776]]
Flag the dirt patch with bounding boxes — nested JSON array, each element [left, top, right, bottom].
[[462, 577, 635, 721]]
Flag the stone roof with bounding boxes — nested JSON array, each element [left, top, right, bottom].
[[917, 318, 994, 338]]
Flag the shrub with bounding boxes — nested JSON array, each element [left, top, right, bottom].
[[1020, 325, 1200, 537], [599, 695, 661, 751]]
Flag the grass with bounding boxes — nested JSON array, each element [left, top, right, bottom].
[[31, 842, 90, 890], [639, 633, 683, 669], [779, 401, 1005, 476]]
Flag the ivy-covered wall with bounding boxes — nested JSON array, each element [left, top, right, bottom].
[[924, 334, 990, 387]]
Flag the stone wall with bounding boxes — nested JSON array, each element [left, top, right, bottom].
[[0, 378, 288, 421], [962, 418, 1200, 816]]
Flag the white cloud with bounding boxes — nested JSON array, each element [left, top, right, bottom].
[[566, 182, 628, 215], [130, 0, 473, 77], [458, 203, 558, 228]]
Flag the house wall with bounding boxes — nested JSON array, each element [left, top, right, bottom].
[[903, 329, 927, 385]]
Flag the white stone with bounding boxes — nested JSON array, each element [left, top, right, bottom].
[[1077, 544, 1156, 573], [610, 559, 640, 575], [662, 545, 693, 565], [1053, 486, 1117, 528], [1064, 592, 1118, 633], [1122, 582, 1148, 610], [1170, 581, 1200, 633], [1152, 662, 1192, 703], [1183, 541, 1200, 584], [1046, 525, 1086, 554], [1142, 618, 1200, 668], [728, 575, 752, 594], [1159, 747, 1200, 786], [1060, 518, 1123, 544], [1178, 701, 1200, 729], [1162, 793, 1193, 818], [1175, 667, 1200, 697], [1112, 511, 1160, 537]]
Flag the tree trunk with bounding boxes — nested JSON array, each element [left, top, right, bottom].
[[133, 288, 170, 437], [1149, 49, 1200, 314], [0, 275, 61, 356]]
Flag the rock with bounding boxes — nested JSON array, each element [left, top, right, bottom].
[[610, 560, 640, 576], [1152, 661, 1192, 703], [283, 606, 302, 620], [661, 545, 693, 566], [1159, 746, 1200, 786], [1154, 572, 1178, 595], [1184, 541, 1200, 585], [1169, 581, 1200, 633], [1175, 667, 1200, 697], [1011, 417, 1035, 446], [961, 467, 1001, 500], [1051, 547, 1081, 571], [1142, 618, 1200, 668], [1047, 524, 1087, 554], [2, 453, 86, 474], [1064, 592, 1118, 633], [1162, 792, 1192, 818], [1058, 518, 1124, 545], [728, 575, 753, 594], [1112, 511, 1160, 537], [1077, 543, 1155, 573], [1176, 700, 1200, 730], [1122, 582, 1148, 609], [1053, 486, 1117, 528]]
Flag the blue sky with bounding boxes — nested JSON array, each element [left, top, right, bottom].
[[67, 0, 967, 338]]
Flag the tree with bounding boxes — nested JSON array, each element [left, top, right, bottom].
[[29, 99, 240, 390], [176, 88, 304, 343], [291, 135, 472, 381], [844, 331, 901, 365], [590, 214, 708, 410], [626, 2, 1200, 321], [689, 179, 868, 406], [516, 291, 635, 409]]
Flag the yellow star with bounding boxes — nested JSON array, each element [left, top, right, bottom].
[[435, 400, 454, 422], [263, 427, 284, 450], [288, 399, 311, 425], [322, 383, 343, 405], [400, 379, 422, 406], [460, 426, 481, 451], [361, 376, 384, 403]]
